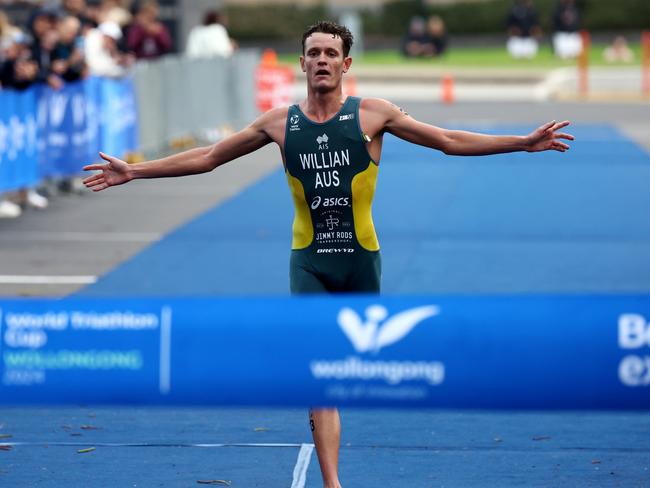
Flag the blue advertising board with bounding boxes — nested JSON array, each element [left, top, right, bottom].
[[0, 88, 38, 191], [0, 76, 138, 190], [1, 296, 649, 409]]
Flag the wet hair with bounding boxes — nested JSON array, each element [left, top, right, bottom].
[[302, 21, 353, 57]]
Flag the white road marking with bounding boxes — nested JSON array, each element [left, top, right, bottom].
[[159, 306, 172, 395], [0, 275, 97, 285], [3, 442, 306, 448], [0, 231, 161, 242], [291, 443, 315, 488]]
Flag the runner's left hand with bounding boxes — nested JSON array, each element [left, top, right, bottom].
[[525, 120, 574, 152]]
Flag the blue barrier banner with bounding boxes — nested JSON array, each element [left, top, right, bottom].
[[98, 76, 139, 158], [0, 89, 38, 191], [38, 81, 93, 178], [0, 296, 649, 409], [2, 77, 138, 189]]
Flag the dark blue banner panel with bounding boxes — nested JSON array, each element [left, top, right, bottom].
[[0, 77, 138, 191], [0, 296, 649, 409]]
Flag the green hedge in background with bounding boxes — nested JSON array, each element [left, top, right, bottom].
[[226, 0, 650, 41]]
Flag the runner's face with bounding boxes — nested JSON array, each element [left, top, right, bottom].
[[301, 32, 352, 93]]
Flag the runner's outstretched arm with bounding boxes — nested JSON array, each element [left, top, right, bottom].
[[82, 110, 280, 192], [367, 99, 574, 156]]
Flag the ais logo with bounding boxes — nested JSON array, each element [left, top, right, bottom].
[[311, 196, 349, 210], [338, 305, 440, 354]]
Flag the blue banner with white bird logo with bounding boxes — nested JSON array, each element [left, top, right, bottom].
[[0, 295, 649, 409]]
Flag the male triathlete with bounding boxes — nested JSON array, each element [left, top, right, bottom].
[[83, 21, 573, 488]]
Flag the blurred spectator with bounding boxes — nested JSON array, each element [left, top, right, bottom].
[[1, 10, 22, 60], [85, 20, 133, 77], [28, 7, 64, 89], [603, 36, 634, 63], [51, 15, 86, 82], [100, 0, 132, 28], [552, 0, 582, 60], [0, 31, 38, 90], [127, 0, 172, 59], [426, 15, 447, 57], [402, 16, 431, 58], [62, 0, 94, 29], [186, 9, 235, 59], [506, 0, 541, 59]]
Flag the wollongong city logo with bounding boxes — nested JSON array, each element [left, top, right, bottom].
[[310, 304, 444, 386]]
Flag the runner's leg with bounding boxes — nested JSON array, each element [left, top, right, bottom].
[[310, 408, 342, 488]]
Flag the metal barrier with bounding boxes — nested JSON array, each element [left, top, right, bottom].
[[134, 50, 259, 155]]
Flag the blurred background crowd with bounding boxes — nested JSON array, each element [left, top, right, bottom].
[[0, 0, 237, 90], [0, 0, 237, 218]]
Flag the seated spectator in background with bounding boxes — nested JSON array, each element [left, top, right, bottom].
[[85, 20, 134, 77], [426, 15, 447, 57], [506, 0, 542, 59], [127, 0, 172, 59], [552, 0, 582, 59], [51, 15, 86, 82], [603, 36, 634, 63], [402, 16, 432, 58], [186, 9, 235, 59]]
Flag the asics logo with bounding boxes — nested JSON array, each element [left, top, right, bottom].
[[311, 196, 349, 209], [338, 305, 440, 354]]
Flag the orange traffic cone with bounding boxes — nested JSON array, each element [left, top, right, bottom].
[[344, 75, 357, 96], [441, 73, 454, 104], [261, 49, 278, 67]]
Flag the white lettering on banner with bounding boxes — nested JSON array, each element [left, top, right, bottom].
[[49, 93, 69, 126], [9, 116, 25, 160], [70, 312, 159, 330], [311, 356, 444, 385], [2, 369, 45, 385], [72, 95, 86, 127], [0, 121, 9, 165], [4, 311, 159, 332], [618, 314, 650, 387], [6, 312, 68, 330], [107, 97, 136, 134], [48, 133, 68, 147], [4, 329, 47, 348], [26, 116, 37, 155], [326, 385, 427, 401], [619, 355, 650, 386], [619, 314, 650, 349]]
